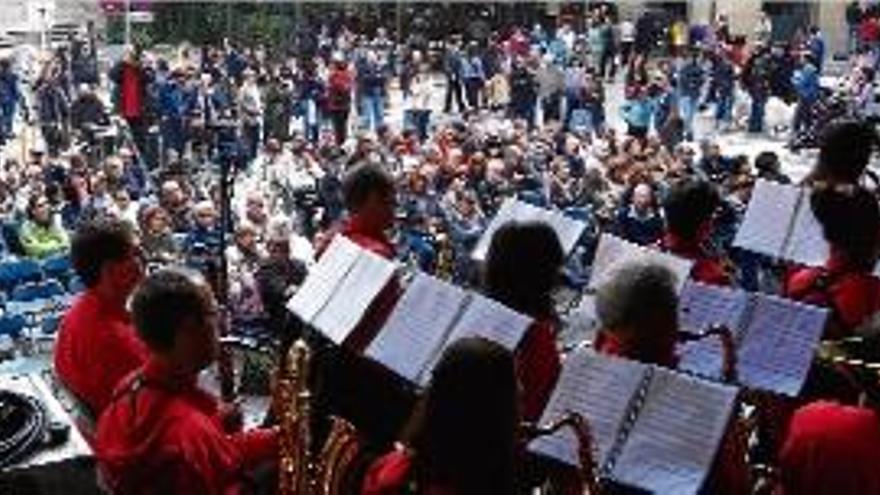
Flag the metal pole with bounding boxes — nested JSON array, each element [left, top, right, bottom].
[[124, 0, 132, 47]]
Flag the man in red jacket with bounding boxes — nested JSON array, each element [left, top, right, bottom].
[[659, 179, 733, 286], [54, 218, 148, 418], [96, 269, 278, 494]]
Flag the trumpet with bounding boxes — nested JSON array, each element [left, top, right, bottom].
[[522, 411, 603, 495]]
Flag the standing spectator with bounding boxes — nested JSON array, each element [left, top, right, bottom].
[[110, 47, 149, 154], [238, 70, 263, 162], [620, 85, 655, 140], [807, 26, 827, 74], [791, 55, 820, 137], [443, 41, 466, 114], [536, 54, 564, 124], [405, 61, 433, 142], [743, 45, 772, 133], [461, 43, 486, 110], [158, 69, 188, 156], [509, 59, 538, 129], [0, 59, 20, 142], [324, 54, 353, 144], [36, 69, 70, 157], [357, 50, 386, 133], [678, 50, 705, 141], [297, 61, 325, 144], [713, 53, 736, 131], [618, 17, 636, 67]]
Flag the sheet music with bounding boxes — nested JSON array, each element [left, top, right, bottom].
[[784, 195, 830, 267], [529, 351, 649, 468], [589, 234, 694, 293], [286, 236, 361, 322], [365, 274, 469, 383], [732, 179, 801, 258], [312, 249, 397, 345], [472, 198, 587, 261], [611, 367, 738, 495], [677, 282, 752, 380], [736, 295, 828, 396], [471, 197, 521, 261], [419, 294, 533, 386]]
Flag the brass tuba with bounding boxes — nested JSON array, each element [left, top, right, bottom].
[[275, 339, 362, 495]]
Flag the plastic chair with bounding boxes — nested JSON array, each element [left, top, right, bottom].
[[42, 254, 72, 282], [0, 314, 26, 339], [36, 279, 66, 300], [0, 259, 43, 292], [11, 282, 41, 303], [40, 314, 61, 336], [68, 276, 86, 294]]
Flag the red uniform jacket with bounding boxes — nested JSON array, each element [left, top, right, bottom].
[[658, 233, 732, 286], [516, 318, 562, 423], [95, 358, 278, 495], [54, 290, 149, 416], [784, 249, 880, 339], [362, 449, 457, 495], [781, 401, 880, 495]]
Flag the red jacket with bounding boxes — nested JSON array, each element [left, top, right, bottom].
[[784, 249, 880, 339], [658, 233, 732, 286], [516, 318, 562, 423], [781, 401, 880, 495], [362, 449, 457, 495], [95, 358, 278, 495], [54, 290, 149, 416]]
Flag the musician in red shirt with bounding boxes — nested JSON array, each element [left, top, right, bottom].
[[781, 399, 880, 495], [659, 179, 733, 286], [54, 218, 149, 418], [593, 262, 748, 495], [362, 337, 520, 495], [483, 220, 563, 423], [785, 186, 880, 340], [96, 269, 278, 494]]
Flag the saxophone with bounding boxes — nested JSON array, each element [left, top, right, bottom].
[[275, 339, 363, 495], [523, 412, 603, 495]]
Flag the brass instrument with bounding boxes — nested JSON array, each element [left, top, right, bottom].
[[434, 231, 455, 281], [523, 411, 603, 495], [275, 339, 363, 495]]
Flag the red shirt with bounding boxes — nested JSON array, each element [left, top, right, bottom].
[[120, 62, 143, 120], [781, 401, 880, 495], [784, 249, 880, 339], [54, 290, 149, 415], [340, 215, 396, 260], [362, 449, 457, 495], [96, 358, 278, 495], [516, 318, 561, 423], [659, 233, 732, 286]]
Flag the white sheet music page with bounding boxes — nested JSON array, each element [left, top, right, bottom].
[[567, 293, 600, 344], [589, 234, 694, 293], [784, 195, 830, 267], [736, 295, 829, 396], [419, 294, 533, 386], [365, 273, 468, 383], [611, 367, 738, 495], [286, 236, 361, 322], [532, 204, 588, 257], [471, 197, 522, 261], [732, 179, 800, 258], [312, 248, 397, 345], [528, 351, 649, 468], [677, 283, 751, 379]]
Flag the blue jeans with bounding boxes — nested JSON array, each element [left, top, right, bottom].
[[679, 94, 698, 139], [0, 101, 15, 137], [715, 91, 733, 124], [748, 95, 766, 133], [360, 92, 384, 131]]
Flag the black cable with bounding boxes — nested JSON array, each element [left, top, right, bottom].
[[0, 389, 48, 469]]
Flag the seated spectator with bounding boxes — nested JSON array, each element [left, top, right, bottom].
[[785, 186, 880, 339], [54, 217, 148, 417], [484, 221, 563, 423], [183, 200, 221, 260], [95, 269, 278, 493], [159, 179, 192, 233], [108, 188, 140, 229], [362, 337, 518, 494], [140, 205, 179, 264], [19, 192, 69, 258], [615, 182, 664, 246], [659, 179, 733, 286], [754, 151, 791, 184]]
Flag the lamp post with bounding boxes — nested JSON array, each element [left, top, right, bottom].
[[124, 0, 131, 47]]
